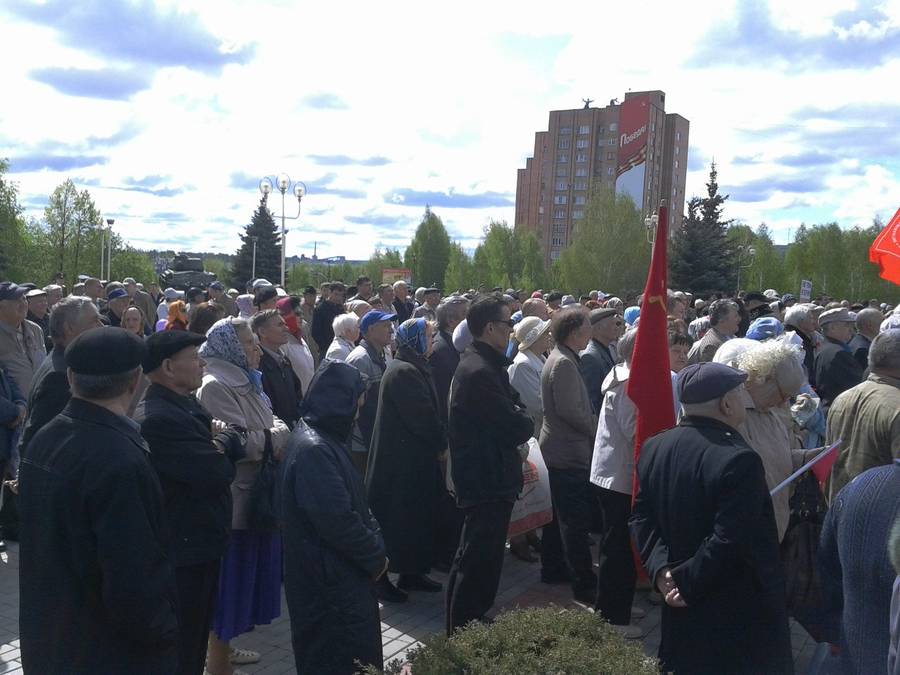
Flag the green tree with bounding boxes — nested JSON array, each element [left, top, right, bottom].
[[41, 179, 102, 287], [231, 197, 281, 289], [109, 246, 156, 284], [670, 162, 735, 295], [365, 248, 405, 285], [558, 186, 649, 297], [404, 207, 451, 287], [518, 230, 549, 291], [0, 158, 29, 280], [443, 242, 473, 292]]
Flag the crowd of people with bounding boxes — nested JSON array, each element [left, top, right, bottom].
[[0, 271, 899, 674]]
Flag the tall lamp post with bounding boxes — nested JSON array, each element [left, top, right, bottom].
[[735, 244, 755, 294], [106, 218, 115, 280], [250, 236, 259, 280], [259, 174, 307, 287], [99, 216, 106, 279]]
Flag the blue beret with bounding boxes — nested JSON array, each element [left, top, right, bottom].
[[65, 326, 147, 375], [676, 362, 747, 404], [746, 317, 784, 341], [359, 310, 397, 334]]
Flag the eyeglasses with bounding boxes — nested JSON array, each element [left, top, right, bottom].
[[492, 318, 515, 328]]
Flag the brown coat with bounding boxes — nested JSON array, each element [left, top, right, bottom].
[[197, 357, 290, 529], [539, 344, 597, 470]]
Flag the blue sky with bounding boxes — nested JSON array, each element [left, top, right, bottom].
[[1, 0, 898, 259]]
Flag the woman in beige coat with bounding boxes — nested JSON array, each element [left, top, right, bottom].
[[197, 318, 290, 675]]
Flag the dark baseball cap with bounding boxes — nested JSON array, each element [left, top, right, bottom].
[[0, 282, 28, 301]]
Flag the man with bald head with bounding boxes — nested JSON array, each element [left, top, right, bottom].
[[848, 307, 882, 370], [630, 362, 791, 673]]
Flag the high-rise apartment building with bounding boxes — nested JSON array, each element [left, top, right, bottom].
[[515, 90, 689, 265]]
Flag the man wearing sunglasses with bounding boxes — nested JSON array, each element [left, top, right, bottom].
[[445, 296, 534, 635], [580, 308, 624, 415]]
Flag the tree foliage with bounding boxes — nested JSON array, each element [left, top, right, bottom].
[[365, 247, 404, 285], [404, 207, 451, 287], [557, 185, 650, 297], [230, 197, 281, 289]]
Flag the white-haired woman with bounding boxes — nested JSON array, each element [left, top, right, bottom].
[[326, 313, 359, 362], [733, 340, 821, 541]]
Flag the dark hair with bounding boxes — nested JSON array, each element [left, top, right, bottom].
[[709, 299, 737, 327], [551, 307, 587, 345], [186, 287, 205, 303], [330, 282, 346, 293], [668, 331, 693, 349], [467, 296, 509, 337], [286, 295, 302, 311], [356, 276, 371, 286], [71, 366, 141, 400], [188, 302, 225, 335], [250, 309, 282, 333]]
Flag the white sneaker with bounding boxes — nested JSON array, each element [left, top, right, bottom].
[[631, 605, 647, 620], [229, 647, 261, 665], [612, 623, 645, 640]]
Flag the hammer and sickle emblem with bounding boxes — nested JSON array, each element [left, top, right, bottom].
[[647, 294, 665, 306]]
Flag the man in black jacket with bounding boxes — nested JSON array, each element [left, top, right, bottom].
[[311, 281, 346, 354], [281, 360, 387, 675], [814, 308, 864, 413], [446, 296, 534, 635], [252, 309, 303, 427], [18, 327, 178, 674], [784, 303, 819, 386], [392, 280, 415, 324], [579, 308, 620, 414], [136, 330, 245, 675], [630, 363, 792, 673]]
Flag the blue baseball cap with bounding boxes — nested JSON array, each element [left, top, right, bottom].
[[359, 310, 397, 334], [107, 287, 129, 300], [746, 317, 784, 341]]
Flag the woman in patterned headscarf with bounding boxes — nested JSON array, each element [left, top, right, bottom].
[[366, 318, 447, 599], [196, 318, 290, 673]]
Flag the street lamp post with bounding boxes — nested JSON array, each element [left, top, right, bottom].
[[99, 217, 105, 279], [259, 175, 307, 287], [735, 244, 756, 294], [106, 218, 115, 280], [250, 236, 259, 280]]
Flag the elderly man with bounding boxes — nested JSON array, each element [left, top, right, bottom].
[[0, 282, 47, 398], [414, 287, 441, 321], [784, 303, 819, 382], [826, 330, 900, 501], [102, 287, 131, 328], [124, 277, 157, 331], [18, 327, 177, 673], [848, 307, 882, 370], [349, 275, 373, 302], [207, 280, 237, 318], [580, 308, 622, 415], [25, 288, 51, 352], [539, 307, 598, 604], [312, 281, 346, 354], [43, 284, 63, 309], [83, 277, 104, 307], [392, 280, 415, 324], [19, 296, 104, 455], [252, 309, 304, 428], [630, 363, 792, 674], [432, 297, 468, 422], [815, 307, 864, 413], [686, 299, 740, 365]]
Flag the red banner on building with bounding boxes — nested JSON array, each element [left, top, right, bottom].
[[616, 94, 650, 178]]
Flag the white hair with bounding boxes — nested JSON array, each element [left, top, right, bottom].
[[784, 304, 814, 326], [736, 340, 803, 385], [332, 312, 359, 338], [392, 280, 407, 291]]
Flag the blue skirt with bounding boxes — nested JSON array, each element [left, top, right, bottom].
[[212, 530, 282, 642]]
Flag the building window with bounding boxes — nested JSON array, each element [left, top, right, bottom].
[[576, 139, 589, 149], [573, 210, 584, 219], [574, 195, 586, 205], [556, 166, 568, 176], [578, 125, 590, 135], [597, 126, 605, 135], [553, 208, 566, 218], [555, 180, 568, 190], [574, 181, 587, 190], [552, 236, 564, 246], [609, 122, 618, 132], [576, 153, 587, 163], [675, 146, 680, 155], [608, 138, 616, 146], [672, 186, 677, 197], [676, 131, 681, 141], [607, 167, 614, 176], [558, 155, 569, 163], [553, 223, 566, 233], [575, 167, 588, 177], [553, 195, 568, 205], [550, 250, 561, 261], [606, 151, 615, 160], [560, 126, 572, 135], [558, 138, 570, 149], [674, 160, 679, 169]]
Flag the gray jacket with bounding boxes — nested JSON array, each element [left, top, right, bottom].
[[539, 344, 597, 471]]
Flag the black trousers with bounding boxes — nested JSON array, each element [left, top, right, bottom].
[[175, 560, 220, 675], [445, 500, 513, 635], [541, 468, 597, 596], [593, 486, 636, 624]]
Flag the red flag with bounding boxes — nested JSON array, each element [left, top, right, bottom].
[[626, 203, 676, 498], [810, 444, 839, 488], [869, 207, 900, 285]]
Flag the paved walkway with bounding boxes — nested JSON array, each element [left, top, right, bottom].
[[1, 540, 819, 674]]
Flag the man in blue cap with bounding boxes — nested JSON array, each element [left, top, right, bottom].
[[102, 286, 131, 327], [630, 362, 792, 674]]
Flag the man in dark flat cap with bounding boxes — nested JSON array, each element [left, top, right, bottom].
[[17, 327, 178, 674], [629, 362, 792, 674], [135, 330, 246, 675], [814, 307, 864, 414], [579, 308, 623, 414]]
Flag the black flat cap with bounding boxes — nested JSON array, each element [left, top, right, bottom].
[[424, 287, 441, 295], [0, 282, 28, 301], [676, 362, 747, 404], [254, 285, 278, 306], [65, 326, 147, 375], [303, 286, 317, 295], [546, 291, 564, 303], [589, 308, 619, 324], [143, 331, 206, 373]]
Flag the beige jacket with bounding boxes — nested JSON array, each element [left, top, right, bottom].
[[539, 344, 597, 471], [197, 357, 290, 530]]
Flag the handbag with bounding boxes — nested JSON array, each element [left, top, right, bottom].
[[248, 429, 280, 532]]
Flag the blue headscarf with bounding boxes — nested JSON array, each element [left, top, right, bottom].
[[396, 318, 428, 354], [199, 318, 268, 401], [624, 306, 641, 327]]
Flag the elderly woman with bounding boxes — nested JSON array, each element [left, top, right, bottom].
[[326, 313, 359, 361], [507, 316, 552, 431], [366, 319, 445, 599], [346, 299, 372, 319], [197, 318, 290, 675], [732, 339, 818, 541], [277, 296, 316, 393]]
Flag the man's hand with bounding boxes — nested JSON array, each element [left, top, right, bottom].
[[656, 568, 688, 608], [7, 405, 25, 429], [211, 419, 228, 434], [372, 556, 389, 581]]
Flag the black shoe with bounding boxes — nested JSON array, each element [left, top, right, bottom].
[[573, 588, 596, 605], [376, 575, 408, 603], [540, 569, 572, 584], [397, 574, 443, 593]]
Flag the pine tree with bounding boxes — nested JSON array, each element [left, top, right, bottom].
[[230, 197, 281, 289], [669, 162, 735, 296], [403, 207, 451, 287]]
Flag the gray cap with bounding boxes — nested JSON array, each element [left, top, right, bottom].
[[589, 308, 618, 324], [818, 307, 854, 326], [676, 362, 748, 404]]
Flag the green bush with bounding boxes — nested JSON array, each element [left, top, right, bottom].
[[365, 606, 657, 674]]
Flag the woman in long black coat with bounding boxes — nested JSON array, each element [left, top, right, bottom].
[[367, 318, 446, 596]]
